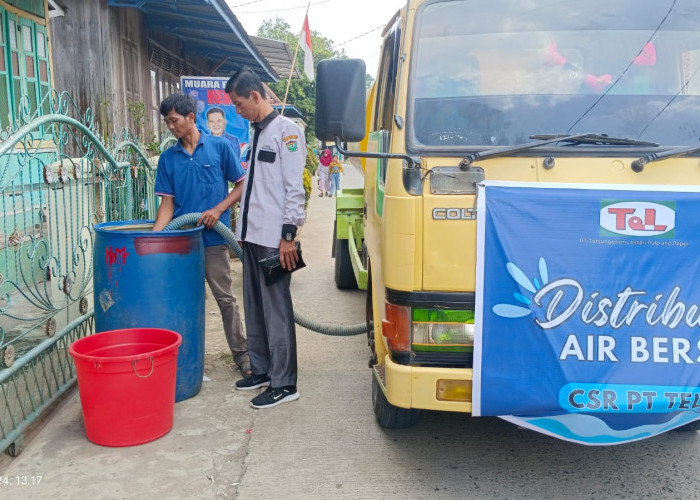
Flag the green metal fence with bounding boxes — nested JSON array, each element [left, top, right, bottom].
[[0, 91, 160, 456]]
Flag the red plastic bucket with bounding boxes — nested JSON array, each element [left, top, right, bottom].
[[69, 328, 182, 447]]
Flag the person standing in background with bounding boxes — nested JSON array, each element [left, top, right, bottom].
[[225, 69, 306, 409], [328, 154, 343, 197], [152, 93, 252, 379], [317, 148, 332, 197]]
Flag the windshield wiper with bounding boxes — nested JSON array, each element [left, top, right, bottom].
[[631, 143, 700, 172], [530, 134, 658, 147], [460, 133, 658, 169]]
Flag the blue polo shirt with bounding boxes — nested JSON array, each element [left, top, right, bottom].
[[155, 133, 246, 247]]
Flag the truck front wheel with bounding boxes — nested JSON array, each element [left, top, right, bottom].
[[372, 373, 419, 429]]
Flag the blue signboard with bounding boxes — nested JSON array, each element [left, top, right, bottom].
[[180, 76, 250, 165], [473, 181, 700, 445]]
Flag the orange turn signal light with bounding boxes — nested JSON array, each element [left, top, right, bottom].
[[436, 379, 471, 402]]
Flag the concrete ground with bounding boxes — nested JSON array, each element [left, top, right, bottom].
[[7, 161, 700, 499], [1, 161, 368, 498]]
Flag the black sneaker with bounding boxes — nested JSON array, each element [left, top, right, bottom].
[[234, 374, 270, 391], [250, 386, 299, 408]]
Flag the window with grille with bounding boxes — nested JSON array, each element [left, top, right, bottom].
[[0, 7, 51, 129]]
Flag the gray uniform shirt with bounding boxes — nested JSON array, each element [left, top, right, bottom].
[[235, 111, 306, 247]]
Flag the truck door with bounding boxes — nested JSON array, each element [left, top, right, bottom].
[[366, 18, 401, 220]]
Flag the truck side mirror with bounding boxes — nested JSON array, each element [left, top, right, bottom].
[[315, 59, 366, 142]]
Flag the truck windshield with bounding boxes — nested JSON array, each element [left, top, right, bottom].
[[408, 0, 700, 150]]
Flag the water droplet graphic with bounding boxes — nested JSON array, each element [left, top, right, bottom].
[[492, 304, 532, 318], [539, 257, 549, 285], [506, 262, 537, 293], [514, 293, 531, 305]]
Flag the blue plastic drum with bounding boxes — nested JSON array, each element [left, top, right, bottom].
[[93, 220, 205, 402]]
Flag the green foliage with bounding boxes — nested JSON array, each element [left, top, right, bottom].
[[257, 18, 347, 144], [303, 168, 312, 209], [305, 145, 319, 175], [366, 74, 375, 90], [126, 99, 146, 136], [144, 133, 161, 155]]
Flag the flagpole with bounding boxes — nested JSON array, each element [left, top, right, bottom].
[[282, 3, 310, 113]]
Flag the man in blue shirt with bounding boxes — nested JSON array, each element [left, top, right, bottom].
[[153, 93, 251, 377]]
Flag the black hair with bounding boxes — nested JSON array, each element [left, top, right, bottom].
[[160, 93, 196, 117], [206, 107, 225, 118], [225, 68, 266, 99]]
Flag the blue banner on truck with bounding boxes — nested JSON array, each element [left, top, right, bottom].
[[473, 181, 700, 445]]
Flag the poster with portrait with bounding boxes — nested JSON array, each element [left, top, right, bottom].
[[473, 181, 700, 445], [180, 76, 250, 165]]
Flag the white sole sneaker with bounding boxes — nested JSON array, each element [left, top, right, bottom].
[[250, 390, 300, 409], [234, 377, 271, 391]]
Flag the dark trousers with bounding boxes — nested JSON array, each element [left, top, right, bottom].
[[242, 242, 297, 387]]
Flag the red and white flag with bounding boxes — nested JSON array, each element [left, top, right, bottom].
[[299, 15, 314, 81]]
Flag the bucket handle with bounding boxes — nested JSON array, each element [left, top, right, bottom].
[[132, 357, 154, 378]]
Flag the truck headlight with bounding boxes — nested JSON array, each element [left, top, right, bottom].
[[411, 308, 474, 352]]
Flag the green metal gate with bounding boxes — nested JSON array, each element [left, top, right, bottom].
[[0, 91, 161, 455]]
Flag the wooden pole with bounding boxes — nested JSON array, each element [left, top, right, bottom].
[[281, 41, 300, 114], [282, 3, 310, 114]]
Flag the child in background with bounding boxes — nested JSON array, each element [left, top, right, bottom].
[[329, 155, 343, 197], [318, 149, 331, 197]]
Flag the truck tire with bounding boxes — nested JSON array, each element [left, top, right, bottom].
[[372, 373, 420, 429], [334, 237, 358, 289], [331, 221, 336, 257]]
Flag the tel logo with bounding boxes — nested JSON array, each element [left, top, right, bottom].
[[600, 200, 675, 237]]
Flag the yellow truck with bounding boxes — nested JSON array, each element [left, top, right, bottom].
[[315, 0, 700, 431]]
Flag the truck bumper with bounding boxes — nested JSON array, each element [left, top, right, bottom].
[[375, 355, 473, 413]]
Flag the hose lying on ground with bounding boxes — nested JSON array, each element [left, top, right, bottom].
[[163, 213, 367, 336]]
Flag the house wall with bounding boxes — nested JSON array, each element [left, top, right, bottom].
[[49, 0, 151, 139], [17, 0, 264, 143]]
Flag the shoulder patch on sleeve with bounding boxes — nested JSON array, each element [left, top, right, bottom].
[[283, 135, 299, 152]]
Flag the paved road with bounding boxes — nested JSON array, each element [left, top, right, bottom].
[[4, 163, 700, 499]]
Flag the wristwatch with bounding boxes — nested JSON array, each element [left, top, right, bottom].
[[282, 224, 296, 242]]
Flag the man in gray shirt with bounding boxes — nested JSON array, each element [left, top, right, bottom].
[[225, 69, 306, 408]]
